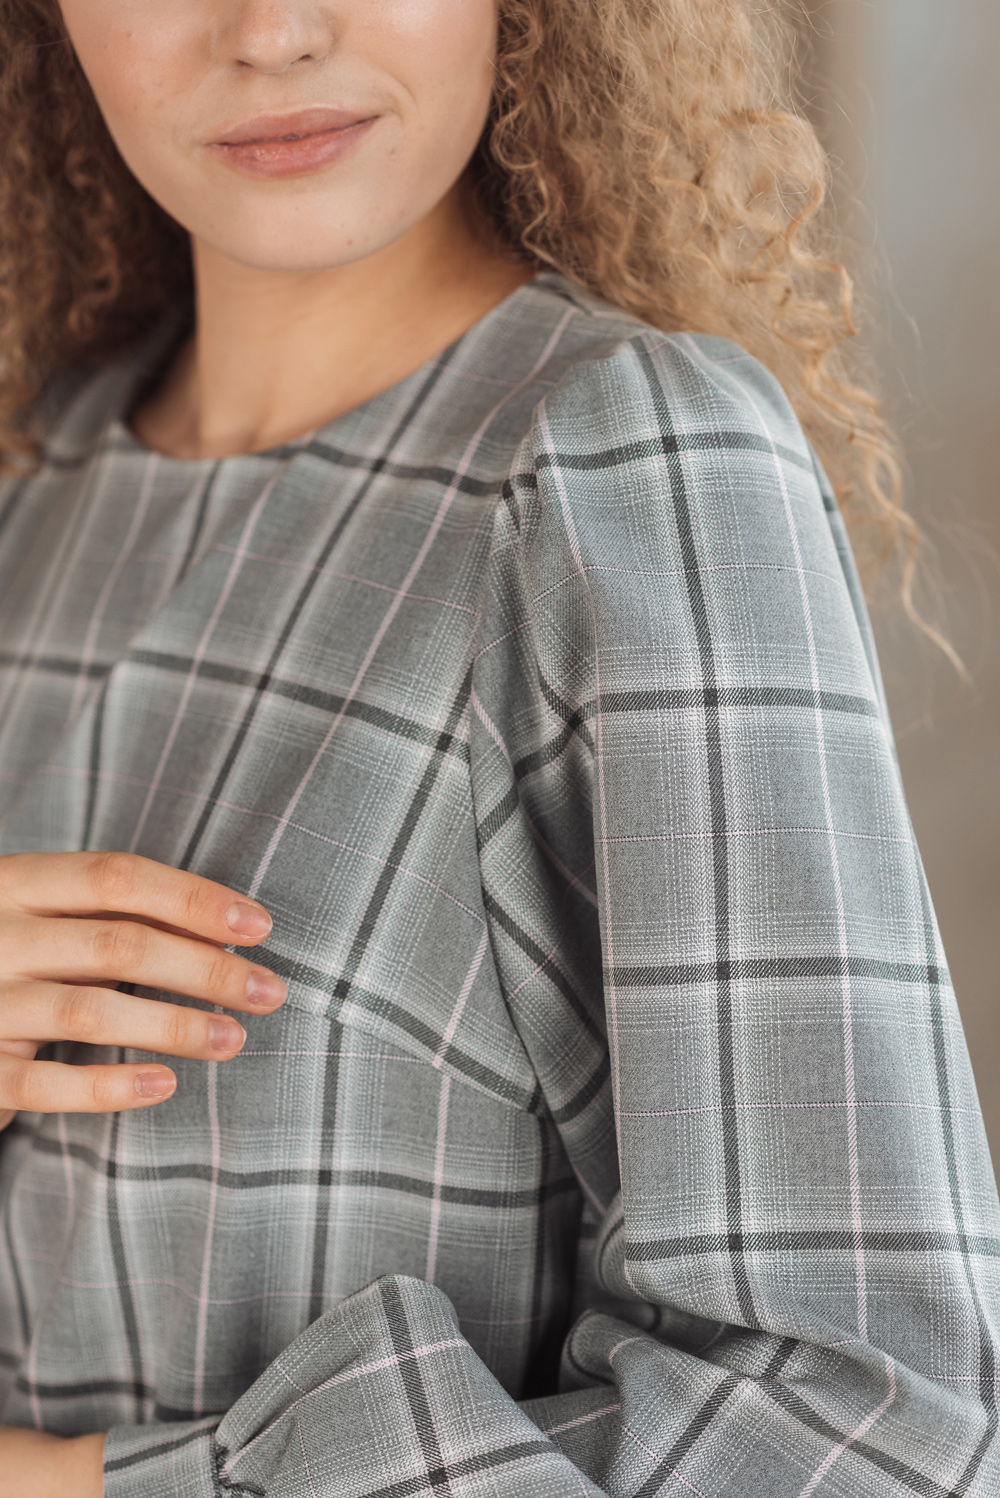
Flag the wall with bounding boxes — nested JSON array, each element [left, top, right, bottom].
[[802, 0, 1000, 1162]]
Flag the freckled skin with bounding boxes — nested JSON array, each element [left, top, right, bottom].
[[59, 0, 499, 274], [56, 0, 528, 460]]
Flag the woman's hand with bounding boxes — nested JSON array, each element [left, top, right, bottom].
[[0, 851, 286, 1130], [0, 1428, 105, 1497]]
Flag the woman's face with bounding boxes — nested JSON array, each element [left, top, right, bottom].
[[58, 0, 499, 274]]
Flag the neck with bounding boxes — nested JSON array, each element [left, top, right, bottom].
[[133, 187, 533, 460]]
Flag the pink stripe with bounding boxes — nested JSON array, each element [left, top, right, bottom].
[[569, 1162, 608, 1218], [695, 1321, 728, 1354], [527, 572, 586, 609], [580, 558, 849, 588], [528, 830, 599, 909], [458, 1312, 545, 1327], [128, 471, 280, 853], [794, 1357, 897, 1498], [623, 1419, 714, 1498], [214, 544, 480, 616], [536, 404, 629, 1279], [64, 766, 921, 869], [620, 1098, 959, 1118], [246, 308, 575, 902], [425, 1073, 451, 1283], [279, 819, 484, 923], [427, 362, 558, 391], [471, 688, 515, 769], [245, 1050, 432, 1063], [273, 1362, 307, 1394], [507, 926, 569, 1001], [306, 1336, 466, 1397], [603, 827, 915, 847], [472, 614, 536, 662], [608, 1334, 647, 1363], [25, 1112, 80, 1428], [0, 453, 110, 809], [70, 451, 160, 725], [435, 929, 489, 1066], [26, 1329, 44, 1432], [470, 689, 599, 906], [191, 1059, 222, 1415], [296, 1410, 321, 1498], [543, 1403, 621, 1437], [14, 1257, 348, 1306], [701, 338, 869, 1341]]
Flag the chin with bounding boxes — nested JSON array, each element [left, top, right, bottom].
[[194, 196, 420, 277], [213, 238, 385, 276]]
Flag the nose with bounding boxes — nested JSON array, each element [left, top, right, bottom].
[[220, 2, 336, 73]]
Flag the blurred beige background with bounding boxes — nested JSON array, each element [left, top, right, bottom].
[[801, 1, 1000, 1166]]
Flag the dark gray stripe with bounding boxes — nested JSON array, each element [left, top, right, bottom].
[[762, 1379, 953, 1498], [104, 1426, 212, 1473], [611, 954, 950, 989], [534, 427, 815, 477], [482, 889, 602, 1044], [380, 1277, 450, 1493], [356, 1439, 554, 1498], [627, 1228, 1000, 1261], [28, 1133, 575, 1207], [635, 336, 756, 1329], [633, 1376, 739, 1498], [130, 649, 471, 765], [261, 958, 537, 1110]]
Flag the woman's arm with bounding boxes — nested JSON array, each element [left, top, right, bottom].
[[467, 330, 1000, 1493], [97, 331, 1000, 1497]]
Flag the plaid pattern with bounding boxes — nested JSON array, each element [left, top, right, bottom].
[[0, 273, 996, 1497]]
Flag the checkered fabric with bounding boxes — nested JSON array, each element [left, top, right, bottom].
[[0, 274, 997, 1497]]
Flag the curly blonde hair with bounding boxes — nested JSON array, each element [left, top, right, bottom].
[[0, 0, 911, 590]]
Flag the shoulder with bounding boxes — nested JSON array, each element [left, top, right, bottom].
[[524, 274, 809, 443], [502, 281, 832, 567], [520, 279, 821, 505], [488, 280, 881, 703]]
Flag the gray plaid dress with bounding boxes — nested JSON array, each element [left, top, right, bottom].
[[0, 274, 997, 1497]]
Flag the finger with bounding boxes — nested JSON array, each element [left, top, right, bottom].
[[0, 1041, 36, 1130], [9, 917, 287, 1015], [0, 1051, 177, 1115], [0, 982, 247, 1060], [0, 851, 273, 946]]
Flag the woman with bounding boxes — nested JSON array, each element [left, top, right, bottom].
[[0, 1, 996, 1494]]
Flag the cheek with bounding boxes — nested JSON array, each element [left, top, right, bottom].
[[59, 2, 201, 158], [56, 0, 500, 269], [371, 0, 498, 136]]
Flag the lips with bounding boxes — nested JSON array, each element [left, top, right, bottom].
[[208, 107, 378, 180]]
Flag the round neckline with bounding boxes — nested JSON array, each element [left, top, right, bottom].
[[111, 270, 561, 468]]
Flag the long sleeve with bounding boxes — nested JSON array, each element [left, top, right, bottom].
[[102, 329, 1000, 1496]]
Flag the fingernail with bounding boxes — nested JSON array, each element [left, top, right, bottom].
[[210, 1018, 246, 1053], [226, 902, 272, 940], [245, 970, 287, 1009], [135, 1072, 176, 1099]]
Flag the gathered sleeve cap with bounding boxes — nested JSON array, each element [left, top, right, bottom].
[[103, 330, 1000, 1496]]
